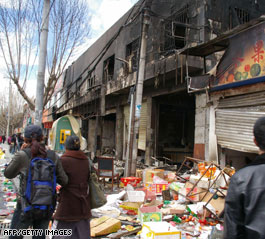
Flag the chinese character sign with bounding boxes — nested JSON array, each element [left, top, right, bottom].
[[214, 23, 265, 86]]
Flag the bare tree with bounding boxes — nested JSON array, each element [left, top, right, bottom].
[[0, 1, 38, 110], [0, 0, 91, 110], [0, 85, 25, 135], [44, 0, 91, 107]]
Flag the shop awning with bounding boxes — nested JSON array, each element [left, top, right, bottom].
[[42, 109, 53, 129]]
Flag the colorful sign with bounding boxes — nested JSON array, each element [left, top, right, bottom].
[[213, 23, 265, 87]]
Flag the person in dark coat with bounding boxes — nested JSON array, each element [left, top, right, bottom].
[[10, 134, 17, 154], [224, 116, 265, 239], [53, 135, 91, 239], [5, 125, 68, 239], [2, 135, 6, 144]]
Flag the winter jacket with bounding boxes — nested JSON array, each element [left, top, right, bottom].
[[53, 150, 91, 221], [4, 147, 68, 202], [224, 153, 265, 239]]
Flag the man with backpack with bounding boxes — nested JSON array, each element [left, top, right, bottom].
[[4, 125, 68, 239]]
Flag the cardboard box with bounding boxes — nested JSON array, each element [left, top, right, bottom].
[[127, 190, 145, 202], [138, 206, 162, 225], [183, 181, 203, 202], [161, 205, 186, 215], [143, 200, 163, 208], [145, 169, 164, 183], [201, 192, 225, 216], [90, 216, 109, 228], [145, 183, 153, 191], [179, 187, 200, 202], [136, 169, 143, 179], [151, 183, 168, 195], [136, 188, 156, 201], [90, 217, 121, 237], [145, 183, 169, 195], [120, 202, 142, 214], [140, 222, 181, 239]]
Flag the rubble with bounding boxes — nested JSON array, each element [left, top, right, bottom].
[[1, 145, 231, 238], [93, 156, 232, 239], [0, 164, 16, 230]]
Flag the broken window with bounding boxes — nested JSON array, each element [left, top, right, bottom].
[[87, 74, 96, 89], [126, 38, 139, 73], [235, 8, 250, 24], [103, 55, 115, 82], [163, 5, 190, 51]]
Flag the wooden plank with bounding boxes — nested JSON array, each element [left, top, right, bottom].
[[107, 226, 142, 239]]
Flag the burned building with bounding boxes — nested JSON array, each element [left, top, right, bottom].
[[186, 16, 265, 170], [49, 0, 265, 167]]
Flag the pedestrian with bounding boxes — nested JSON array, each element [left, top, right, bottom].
[[0, 135, 2, 144], [52, 135, 91, 239], [8, 135, 12, 153], [7, 135, 11, 145], [2, 135, 6, 144], [224, 116, 265, 239], [16, 133, 24, 151], [10, 134, 17, 154], [4, 125, 68, 239]]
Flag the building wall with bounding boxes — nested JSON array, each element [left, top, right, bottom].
[[88, 119, 96, 153], [55, 0, 265, 161]]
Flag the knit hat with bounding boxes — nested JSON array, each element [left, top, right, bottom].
[[24, 125, 43, 139], [65, 135, 80, 150]]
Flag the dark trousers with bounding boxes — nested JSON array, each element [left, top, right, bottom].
[[9, 202, 50, 239], [53, 219, 90, 239]]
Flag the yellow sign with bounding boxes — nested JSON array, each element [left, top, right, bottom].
[[59, 129, 71, 144]]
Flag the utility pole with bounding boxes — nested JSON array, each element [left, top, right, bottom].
[[6, 79, 11, 140], [35, 0, 50, 126], [130, 9, 151, 176], [125, 87, 135, 177]]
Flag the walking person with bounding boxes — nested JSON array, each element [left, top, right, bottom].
[[52, 135, 91, 239], [16, 133, 24, 151], [224, 116, 265, 239], [11, 134, 17, 154], [4, 125, 68, 239], [2, 135, 6, 144]]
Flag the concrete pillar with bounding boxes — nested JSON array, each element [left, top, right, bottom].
[[100, 85, 106, 116], [208, 105, 218, 163], [115, 105, 123, 161], [145, 97, 153, 165], [194, 93, 207, 160], [218, 145, 226, 168], [88, 119, 96, 154]]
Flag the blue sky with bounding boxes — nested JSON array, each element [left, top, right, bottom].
[[0, 0, 139, 97]]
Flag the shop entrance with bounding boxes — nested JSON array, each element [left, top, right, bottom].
[[155, 92, 195, 164]]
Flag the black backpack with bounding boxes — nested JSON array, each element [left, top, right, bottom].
[[22, 149, 57, 220]]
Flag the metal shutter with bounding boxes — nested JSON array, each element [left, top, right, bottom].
[[216, 92, 265, 153]]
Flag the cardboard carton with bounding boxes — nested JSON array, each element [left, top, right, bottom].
[[140, 222, 181, 239], [161, 204, 186, 215], [138, 206, 162, 225], [145, 169, 164, 183], [90, 217, 121, 237], [119, 202, 142, 214], [201, 192, 225, 216]]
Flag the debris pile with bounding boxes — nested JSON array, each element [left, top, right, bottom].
[[91, 157, 233, 239]]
